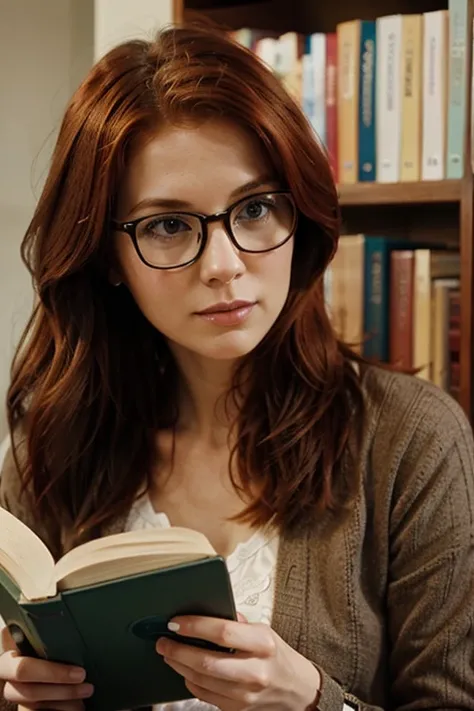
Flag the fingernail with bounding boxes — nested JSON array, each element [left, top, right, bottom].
[[69, 667, 86, 682], [167, 621, 180, 632], [79, 683, 94, 698]]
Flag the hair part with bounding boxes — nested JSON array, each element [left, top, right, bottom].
[[7, 23, 363, 557]]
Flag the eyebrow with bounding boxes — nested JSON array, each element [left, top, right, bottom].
[[127, 176, 279, 216]]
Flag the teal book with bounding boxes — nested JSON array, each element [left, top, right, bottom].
[[447, 0, 469, 179], [0, 507, 236, 711], [358, 21, 377, 181], [363, 237, 415, 361]]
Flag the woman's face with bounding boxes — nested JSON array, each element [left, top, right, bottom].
[[114, 119, 294, 364]]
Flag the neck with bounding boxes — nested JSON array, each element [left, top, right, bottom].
[[170, 346, 241, 446]]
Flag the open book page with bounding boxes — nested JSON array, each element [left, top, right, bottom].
[[0, 507, 56, 601], [55, 527, 217, 594]]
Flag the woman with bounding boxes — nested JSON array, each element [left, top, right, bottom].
[[0, 23, 473, 711]]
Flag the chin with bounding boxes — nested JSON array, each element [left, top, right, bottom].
[[192, 329, 268, 361]]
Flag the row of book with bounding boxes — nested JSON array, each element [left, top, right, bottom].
[[231, 0, 470, 184], [324, 237, 460, 397]]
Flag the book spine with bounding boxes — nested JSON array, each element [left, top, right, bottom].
[[413, 250, 432, 380], [302, 42, 316, 132], [376, 15, 403, 183], [447, 0, 469, 178], [278, 32, 303, 103], [432, 280, 460, 389], [255, 37, 278, 70], [400, 15, 423, 181], [449, 289, 461, 399], [358, 21, 377, 181], [337, 21, 360, 184], [311, 33, 327, 144], [390, 251, 414, 370], [363, 240, 389, 361], [422, 11, 449, 180], [22, 597, 86, 667], [325, 33, 338, 180]]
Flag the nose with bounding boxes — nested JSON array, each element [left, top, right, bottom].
[[198, 222, 245, 286]]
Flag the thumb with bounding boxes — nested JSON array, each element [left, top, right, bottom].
[[237, 612, 248, 623], [0, 625, 18, 654]]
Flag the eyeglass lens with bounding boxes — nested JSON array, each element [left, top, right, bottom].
[[135, 193, 295, 268]]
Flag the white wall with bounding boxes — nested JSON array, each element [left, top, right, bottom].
[[0, 0, 172, 440], [0, 0, 93, 440], [94, 0, 173, 59]]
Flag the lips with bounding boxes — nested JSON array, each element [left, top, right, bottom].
[[195, 301, 256, 327], [196, 300, 255, 315]]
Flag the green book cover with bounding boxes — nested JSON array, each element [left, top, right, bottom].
[[446, 0, 469, 178], [0, 509, 236, 711]]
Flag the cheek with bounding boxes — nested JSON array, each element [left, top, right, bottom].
[[118, 247, 188, 328], [257, 240, 294, 301]]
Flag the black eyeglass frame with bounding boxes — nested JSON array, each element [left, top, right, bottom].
[[111, 190, 298, 270]]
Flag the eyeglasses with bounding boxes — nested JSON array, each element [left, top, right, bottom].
[[111, 190, 297, 270]]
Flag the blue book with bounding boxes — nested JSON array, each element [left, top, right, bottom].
[[446, 0, 469, 179], [358, 22, 377, 181], [302, 36, 315, 130]]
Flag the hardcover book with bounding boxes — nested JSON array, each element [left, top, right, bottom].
[[0, 507, 236, 711]]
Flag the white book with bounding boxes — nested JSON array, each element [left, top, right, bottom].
[[376, 15, 403, 183], [310, 34, 327, 143], [422, 11, 449, 180], [255, 37, 278, 71]]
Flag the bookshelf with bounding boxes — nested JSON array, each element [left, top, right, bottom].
[[173, 0, 474, 421], [338, 181, 463, 206]]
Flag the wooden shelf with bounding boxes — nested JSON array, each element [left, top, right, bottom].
[[185, 0, 264, 8], [338, 180, 463, 207]]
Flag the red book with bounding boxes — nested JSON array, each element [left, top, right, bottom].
[[390, 251, 414, 370], [448, 290, 461, 398], [325, 33, 338, 182]]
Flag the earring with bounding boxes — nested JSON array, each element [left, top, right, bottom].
[[113, 281, 122, 287]]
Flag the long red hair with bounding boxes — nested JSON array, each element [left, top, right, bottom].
[[7, 24, 363, 556]]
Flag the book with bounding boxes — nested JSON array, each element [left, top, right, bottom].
[[447, 0, 469, 178], [390, 250, 415, 370], [422, 10, 449, 180], [400, 14, 423, 182], [358, 21, 377, 181], [376, 14, 403, 183], [325, 32, 338, 180], [337, 20, 361, 184], [329, 234, 365, 351], [278, 32, 304, 102], [0, 507, 236, 710], [448, 289, 461, 399], [413, 250, 460, 379], [431, 278, 460, 389], [307, 33, 327, 143], [362, 237, 416, 362]]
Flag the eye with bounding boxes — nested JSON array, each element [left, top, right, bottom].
[[237, 199, 270, 221], [140, 216, 193, 240]]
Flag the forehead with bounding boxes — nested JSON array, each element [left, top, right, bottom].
[[117, 119, 274, 215]]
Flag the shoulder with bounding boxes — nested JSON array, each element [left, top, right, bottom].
[[359, 365, 474, 519], [360, 364, 472, 454]]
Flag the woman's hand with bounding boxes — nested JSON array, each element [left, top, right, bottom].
[[156, 615, 320, 710], [0, 627, 93, 710]]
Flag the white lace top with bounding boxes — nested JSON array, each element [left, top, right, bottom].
[[125, 495, 280, 711]]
